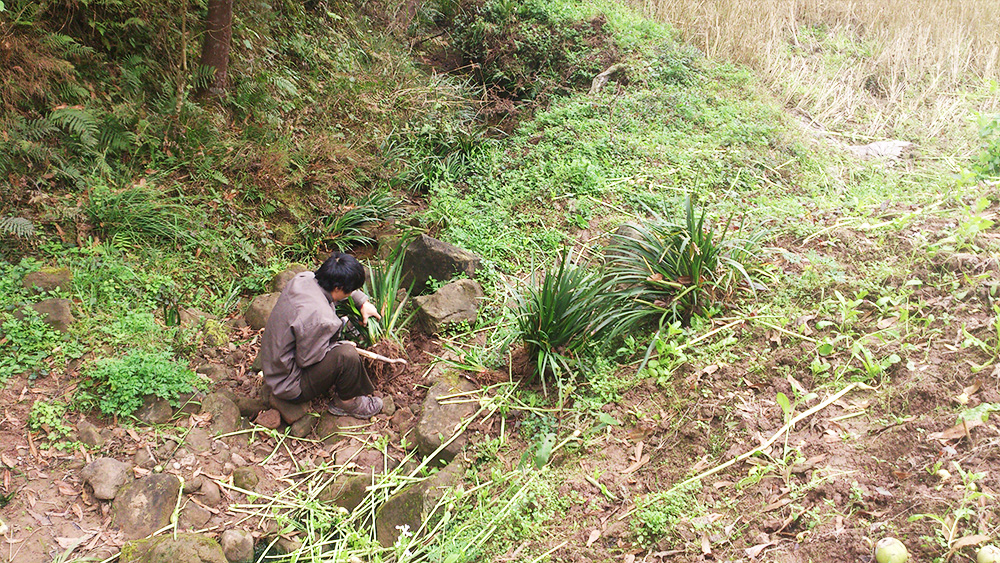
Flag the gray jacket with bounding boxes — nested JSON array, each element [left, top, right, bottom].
[[259, 272, 368, 400]]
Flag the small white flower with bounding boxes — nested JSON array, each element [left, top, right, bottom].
[[395, 524, 412, 537]]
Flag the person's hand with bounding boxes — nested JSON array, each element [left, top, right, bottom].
[[360, 301, 381, 326]]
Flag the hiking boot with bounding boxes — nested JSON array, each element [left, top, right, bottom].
[[327, 395, 383, 419]]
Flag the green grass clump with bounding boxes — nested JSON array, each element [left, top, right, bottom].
[[514, 253, 620, 397], [83, 350, 202, 418], [85, 184, 201, 248], [607, 196, 765, 325]]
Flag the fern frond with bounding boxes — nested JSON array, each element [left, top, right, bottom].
[[41, 34, 95, 59], [0, 217, 36, 238], [55, 82, 90, 104], [49, 107, 100, 149]]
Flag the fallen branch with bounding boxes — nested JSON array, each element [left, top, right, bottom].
[[589, 63, 627, 95], [670, 381, 863, 492], [356, 347, 408, 365]]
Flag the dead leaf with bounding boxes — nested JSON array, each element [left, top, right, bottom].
[[56, 481, 77, 496], [634, 441, 644, 463], [624, 555, 635, 563], [586, 529, 601, 547], [56, 533, 94, 550], [703, 364, 719, 375], [876, 317, 897, 329], [0, 454, 15, 468], [746, 542, 776, 558], [713, 480, 734, 489], [623, 455, 649, 474], [951, 534, 991, 550], [928, 418, 983, 441], [647, 273, 664, 282], [764, 498, 792, 512], [701, 533, 711, 555], [126, 428, 141, 442]]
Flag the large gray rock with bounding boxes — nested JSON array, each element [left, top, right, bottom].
[[412, 279, 483, 334], [232, 467, 259, 492], [270, 265, 310, 293], [135, 395, 173, 426], [244, 293, 280, 330], [375, 459, 465, 548], [22, 267, 73, 294], [604, 223, 643, 265], [180, 503, 212, 529], [77, 420, 105, 448], [314, 411, 343, 445], [219, 529, 254, 563], [112, 474, 182, 539], [119, 533, 226, 563], [414, 370, 478, 465], [200, 393, 241, 436], [401, 234, 482, 294], [318, 475, 370, 512], [217, 389, 265, 418], [81, 457, 131, 500], [28, 298, 74, 332]]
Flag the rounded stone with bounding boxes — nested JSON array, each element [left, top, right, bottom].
[[219, 529, 254, 563], [81, 457, 131, 500]]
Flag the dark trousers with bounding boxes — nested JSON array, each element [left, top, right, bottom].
[[293, 344, 374, 403]]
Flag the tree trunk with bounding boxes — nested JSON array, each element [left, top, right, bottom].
[[197, 0, 233, 97]]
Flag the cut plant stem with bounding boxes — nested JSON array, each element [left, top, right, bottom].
[[753, 320, 820, 344]]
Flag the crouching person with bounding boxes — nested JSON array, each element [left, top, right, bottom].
[[260, 252, 383, 418]]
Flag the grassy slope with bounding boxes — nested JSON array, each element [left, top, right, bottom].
[[2, 0, 1000, 561]]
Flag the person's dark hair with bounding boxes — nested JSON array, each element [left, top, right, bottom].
[[314, 252, 365, 293]]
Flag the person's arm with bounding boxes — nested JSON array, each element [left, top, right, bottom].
[[349, 289, 381, 326]]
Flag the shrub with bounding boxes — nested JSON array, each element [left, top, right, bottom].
[[606, 196, 764, 327], [513, 252, 619, 396], [83, 350, 202, 418]]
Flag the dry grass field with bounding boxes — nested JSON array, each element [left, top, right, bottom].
[[627, 0, 1000, 154]]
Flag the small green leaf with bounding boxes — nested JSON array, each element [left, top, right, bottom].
[[597, 412, 620, 427], [534, 432, 557, 468], [817, 342, 834, 356], [776, 392, 791, 416]]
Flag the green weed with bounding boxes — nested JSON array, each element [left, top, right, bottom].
[[28, 399, 73, 443], [82, 350, 203, 418], [631, 479, 702, 547], [0, 308, 79, 384]]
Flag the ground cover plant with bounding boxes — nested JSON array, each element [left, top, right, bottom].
[[1, 0, 1000, 562]]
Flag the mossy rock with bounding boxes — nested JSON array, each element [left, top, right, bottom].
[[119, 533, 226, 563], [203, 319, 229, 347]]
